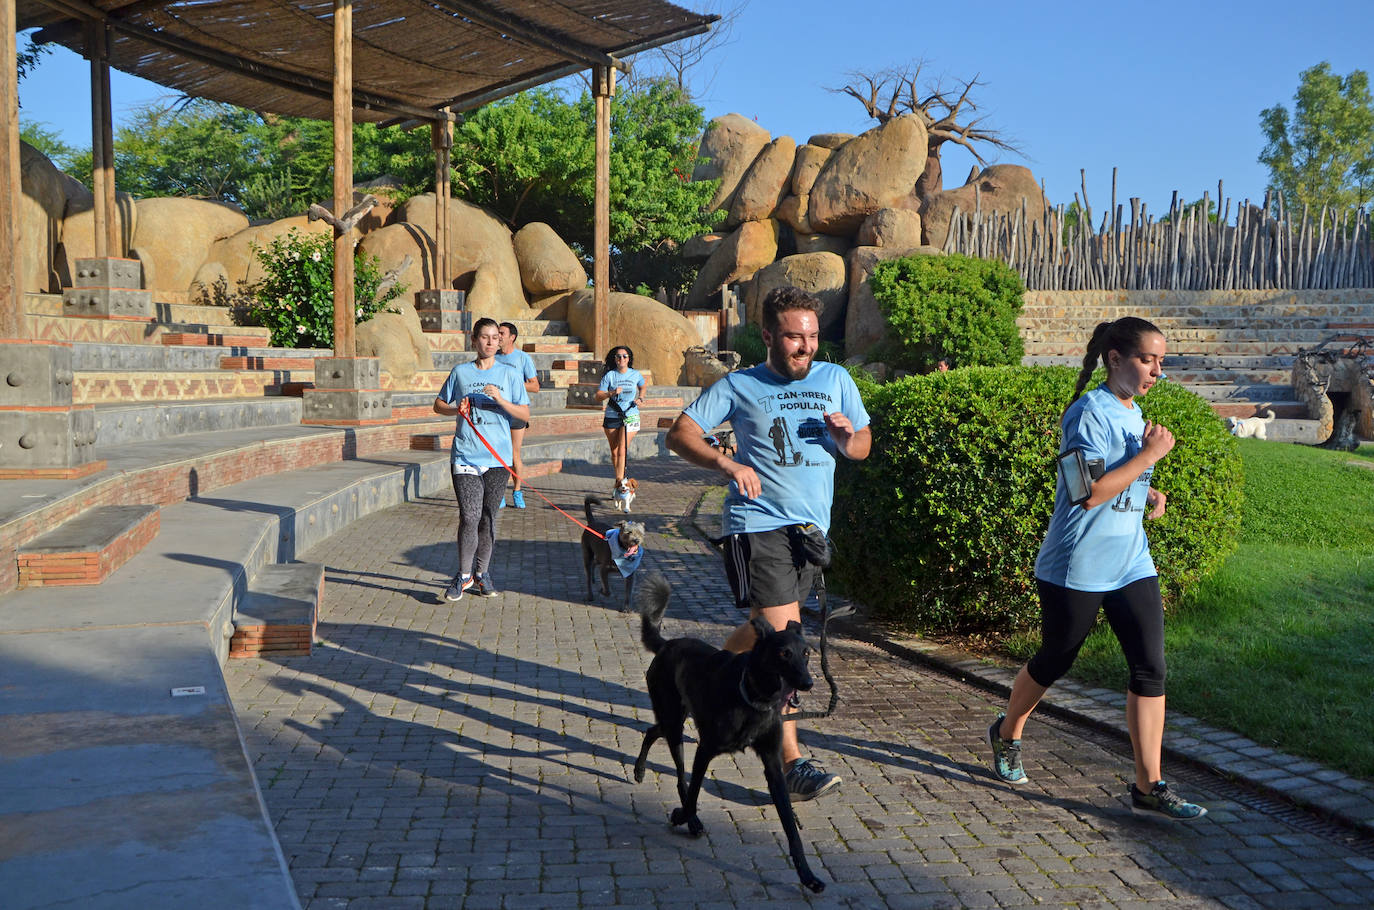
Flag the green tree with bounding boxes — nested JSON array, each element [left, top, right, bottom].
[[1259, 63, 1374, 211]]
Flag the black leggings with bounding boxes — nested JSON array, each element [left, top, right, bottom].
[[1026, 576, 1166, 698], [451, 469, 507, 577]]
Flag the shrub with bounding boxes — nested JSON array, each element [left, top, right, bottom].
[[868, 252, 1025, 372], [242, 229, 406, 348], [830, 366, 1243, 634]]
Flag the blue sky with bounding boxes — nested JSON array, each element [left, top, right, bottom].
[[17, 0, 1373, 215]]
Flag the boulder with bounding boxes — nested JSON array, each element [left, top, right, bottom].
[[512, 222, 586, 295], [682, 232, 726, 264], [57, 191, 137, 288], [693, 114, 771, 215], [844, 244, 944, 358], [727, 135, 796, 225], [790, 144, 832, 196], [566, 290, 698, 385], [391, 193, 530, 321], [856, 208, 923, 249], [808, 114, 929, 236], [684, 219, 779, 311], [920, 164, 1049, 247], [794, 233, 851, 256], [18, 141, 68, 292], [129, 197, 249, 295], [531, 290, 576, 321], [195, 215, 331, 298], [775, 194, 811, 234], [356, 298, 433, 387], [806, 132, 854, 150], [741, 252, 847, 339], [683, 345, 734, 388], [357, 222, 436, 301]]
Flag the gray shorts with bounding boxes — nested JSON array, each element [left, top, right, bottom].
[[722, 526, 820, 611]]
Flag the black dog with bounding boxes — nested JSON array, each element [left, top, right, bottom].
[[581, 494, 645, 607], [632, 573, 825, 893]]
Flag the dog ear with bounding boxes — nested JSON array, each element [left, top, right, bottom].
[[784, 620, 804, 634], [748, 616, 773, 642]]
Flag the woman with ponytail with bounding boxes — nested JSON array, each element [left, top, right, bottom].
[[986, 317, 1208, 820]]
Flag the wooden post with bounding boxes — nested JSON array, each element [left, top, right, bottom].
[[88, 22, 117, 260], [593, 64, 615, 359], [430, 114, 451, 289], [0, 0, 21, 338], [332, 0, 355, 358]]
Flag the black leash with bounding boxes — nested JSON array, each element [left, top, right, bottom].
[[783, 570, 850, 723]]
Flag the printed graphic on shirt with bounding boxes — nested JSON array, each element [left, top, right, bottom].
[[1111, 429, 1154, 513], [755, 389, 836, 468]]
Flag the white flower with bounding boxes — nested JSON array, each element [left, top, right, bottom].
[[311, 250, 322, 262], [355, 307, 363, 319], [292, 251, 301, 260], [296, 324, 307, 334]]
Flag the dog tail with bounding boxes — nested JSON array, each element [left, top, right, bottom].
[[584, 493, 607, 524], [1263, 408, 1276, 422], [637, 572, 671, 654]]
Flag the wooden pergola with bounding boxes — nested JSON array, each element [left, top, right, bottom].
[[1, 0, 717, 358]]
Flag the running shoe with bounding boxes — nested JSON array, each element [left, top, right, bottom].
[[512, 490, 526, 509], [785, 758, 841, 801], [986, 713, 1028, 784], [1131, 781, 1208, 820], [475, 573, 499, 597], [444, 574, 473, 602]]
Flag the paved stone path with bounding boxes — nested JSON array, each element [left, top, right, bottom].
[[225, 460, 1374, 909]]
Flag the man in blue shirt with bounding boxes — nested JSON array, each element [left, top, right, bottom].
[[497, 322, 541, 509], [668, 286, 871, 801]]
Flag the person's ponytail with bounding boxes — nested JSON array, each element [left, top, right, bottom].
[[1068, 321, 1112, 410]]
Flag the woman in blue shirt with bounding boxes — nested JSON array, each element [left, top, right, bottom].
[[595, 345, 645, 491], [987, 317, 1207, 820]]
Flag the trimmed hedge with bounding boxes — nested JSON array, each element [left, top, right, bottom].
[[831, 366, 1244, 633], [869, 252, 1025, 371]]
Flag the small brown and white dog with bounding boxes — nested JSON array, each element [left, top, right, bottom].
[[1227, 409, 1276, 440], [582, 495, 645, 607], [612, 476, 638, 513]]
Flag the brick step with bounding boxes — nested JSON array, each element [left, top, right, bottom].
[[219, 355, 323, 370], [1184, 382, 1300, 403], [159, 331, 275, 347], [431, 350, 596, 372], [523, 342, 581, 354], [229, 562, 324, 659], [1208, 401, 1309, 419], [1019, 302, 1374, 320], [73, 341, 331, 371], [1326, 323, 1374, 330], [17, 504, 159, 587], [73, 369, 317, 404], [29, 312, 274, 346], [1024, 354, 1296, 370], [26, 292, 243, 327]]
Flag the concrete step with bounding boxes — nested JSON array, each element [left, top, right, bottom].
[[91, 398, 304, 447], [73, 341, 331, 371], [73, 369, 316, 404], [26, 292, 243, 327], [1021, 328, 1357, 347], [17, 504, 160, 587], [29, 311, 273, 346], [1019, 302, 1374, 321], [430, 350, 595, 372], [508, 319, 571, 337], [409, 407, 683, 451], [229, 562, 323, 659], [1265, 419, 1324, 444], [1209, 400, 1308, 419], [1185, 382, 1301, 403], [1024, 354, 1296, 370]]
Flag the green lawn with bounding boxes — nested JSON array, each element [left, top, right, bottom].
[[1063, 439, 1374, 779]]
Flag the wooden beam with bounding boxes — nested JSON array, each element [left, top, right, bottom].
[[87, 21, 109, 258], [430, 116, 451, 289], [30, 0, 452, 124], [332, 0, 354, 359], [0, 0, 22, 338], [426, 0, 625, 72], [593, 64, 614, 359]]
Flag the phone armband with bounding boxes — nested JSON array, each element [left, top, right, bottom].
[[1057, 448, 1105, 506]]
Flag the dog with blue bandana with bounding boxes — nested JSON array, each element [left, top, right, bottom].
[[582, 494, 646, 607]]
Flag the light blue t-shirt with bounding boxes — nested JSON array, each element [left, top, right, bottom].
[[1035, 384, 1158, 591], [495, 348, 537, 385], [437, 360, 530, 471], [599, 368, 645, 417], [682, 361, 870, 534]]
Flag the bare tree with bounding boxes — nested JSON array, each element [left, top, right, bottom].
[[832, 62, 1019, 205], [622, 0, 746, 99]]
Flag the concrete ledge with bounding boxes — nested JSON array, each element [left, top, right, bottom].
[[18, 504, 160, 587]]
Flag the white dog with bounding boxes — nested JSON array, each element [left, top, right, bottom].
[[1227, 409, 1276, 440], [612, 476, 638, 513]]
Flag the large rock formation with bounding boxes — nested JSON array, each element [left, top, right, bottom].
[[856, 208, 923, 250], [512, 222, 586, 296], [356, 298, 434, 387], [920, 164, 1049, 248], [807, 115, 929, 236], [18, 141, 69, 293], [684, 219, 780, 310], [789, 144, 832, 196], [130, 197, 249, 295], [357, 222, 436, 300], [391, 193, 529, 321], [727, 136, 796, 225], [742, 252, 848, 340], [192, 215, 331, 300], [693, 114, 771, 215], [844, 245, 944, 358], [57, 192, 137, 287], [682, 232, 726, 264], [566, 290, 698, 385]]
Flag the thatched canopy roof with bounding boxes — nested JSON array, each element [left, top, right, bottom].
[[20, 0, 716, 123]]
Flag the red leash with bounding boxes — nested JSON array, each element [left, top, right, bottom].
[[456, 402, 606, 540]]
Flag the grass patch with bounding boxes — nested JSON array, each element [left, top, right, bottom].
[[1055, 440, 1374, 778]]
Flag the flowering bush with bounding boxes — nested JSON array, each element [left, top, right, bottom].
[[243, 229, 405, 348]]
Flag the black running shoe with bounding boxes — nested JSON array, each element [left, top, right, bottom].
[[1131, 781, 1207, 820], [475, 573, 499, 597]]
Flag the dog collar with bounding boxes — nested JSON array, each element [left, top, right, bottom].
[[738, 662, 782, 711]]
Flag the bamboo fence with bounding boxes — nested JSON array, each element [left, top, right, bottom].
[[941, 170, 1374, 291]]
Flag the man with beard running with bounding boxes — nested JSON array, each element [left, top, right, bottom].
[[667, 285, 871, 801]]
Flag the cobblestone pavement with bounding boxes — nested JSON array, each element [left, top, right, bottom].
[[224, 459, 1374, 909]]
